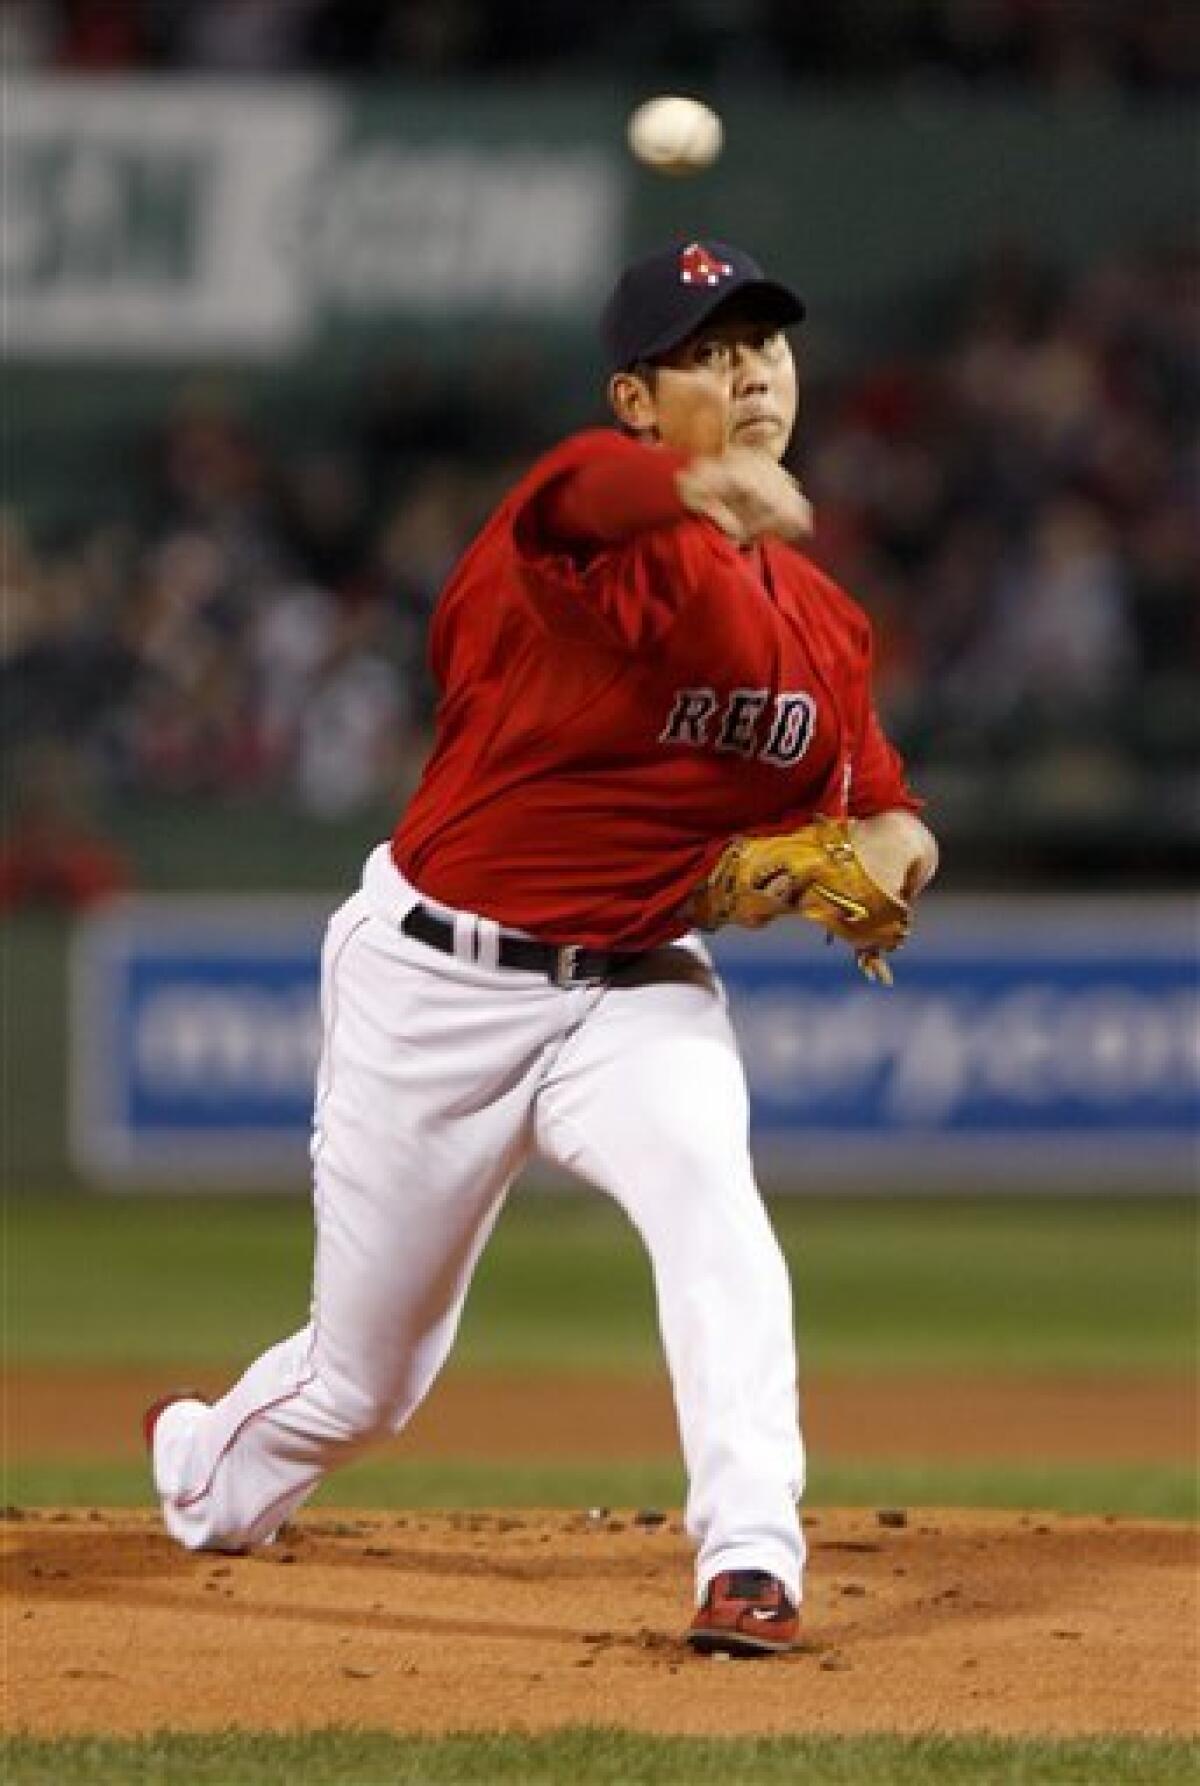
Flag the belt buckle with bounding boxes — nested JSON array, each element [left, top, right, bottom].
[[553, 943, 584, 987]]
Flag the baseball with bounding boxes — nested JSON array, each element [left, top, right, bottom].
[[627, 95, 724, 176]]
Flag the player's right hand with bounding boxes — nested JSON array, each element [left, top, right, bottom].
[[676, 448, 814, 545]]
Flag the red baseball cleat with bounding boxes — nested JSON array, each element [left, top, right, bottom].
[[141, 1391, 206, 1457], [686, 1568, 801, 1656]]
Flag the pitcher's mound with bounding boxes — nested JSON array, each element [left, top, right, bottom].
[[4, 1506, 1196, 1737]]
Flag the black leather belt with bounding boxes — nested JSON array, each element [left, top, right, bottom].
[[401, 903, 646, 987]]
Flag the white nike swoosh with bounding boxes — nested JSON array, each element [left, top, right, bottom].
[[748, 1606, 781, 1621]]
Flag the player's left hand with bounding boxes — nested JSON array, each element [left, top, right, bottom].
[[692, 812, 936, 984]]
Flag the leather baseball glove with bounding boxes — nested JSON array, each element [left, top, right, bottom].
[[692, 814, 912, 984]]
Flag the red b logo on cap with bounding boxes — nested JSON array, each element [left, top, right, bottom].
[[679, 242, 734, 288]]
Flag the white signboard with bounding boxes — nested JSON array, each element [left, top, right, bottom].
[[4, 81, 623, 355]]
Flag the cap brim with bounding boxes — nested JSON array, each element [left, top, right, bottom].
[[637, 277, 806, 366]]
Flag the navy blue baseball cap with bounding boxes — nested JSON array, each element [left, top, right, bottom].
[[601, 238, 805, 375]]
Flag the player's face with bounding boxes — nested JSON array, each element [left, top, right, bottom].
[[630, 317, 798, 460]]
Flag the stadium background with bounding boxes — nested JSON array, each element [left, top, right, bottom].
[[2, 2, 1198, 1775]]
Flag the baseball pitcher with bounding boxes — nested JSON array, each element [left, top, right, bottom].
[[146, 238, 938, 1657]]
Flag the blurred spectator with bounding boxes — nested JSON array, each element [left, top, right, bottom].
[[960, 496, 1135, 721], [0, 764, 132, 907], [1, 511, 142, 764], [0, 747, 133, 910], [289, 602, 408, 817], [278, 450, 371, 597]]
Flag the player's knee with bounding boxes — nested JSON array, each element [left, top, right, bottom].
[[332, 1383, 400, 1442], [310, 1366, 404, 1444]]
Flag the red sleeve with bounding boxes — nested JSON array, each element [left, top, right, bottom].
[[542, 443, 688, 546], [506, 431, 709, 654], [513, 430, 689, 559]]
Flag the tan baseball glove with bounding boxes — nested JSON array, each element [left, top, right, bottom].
[[692, 814, 913, 984]]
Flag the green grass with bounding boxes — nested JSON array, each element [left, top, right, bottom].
[[7, 1456, 1195, 1521], [7, 1193, 1197, 1374], [3, 1728, 1197, 1785]]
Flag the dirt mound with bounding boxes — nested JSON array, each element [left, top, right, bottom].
[[4, 1507, 1196, 1738]]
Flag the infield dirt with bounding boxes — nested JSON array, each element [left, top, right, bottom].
[[5, 1368, 1197, 1739], [4, 1506, 1197, 1739]]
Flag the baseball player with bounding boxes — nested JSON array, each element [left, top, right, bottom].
[[146, 238, 937, 1657]]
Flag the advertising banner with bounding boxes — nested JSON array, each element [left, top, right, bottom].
[[717, 903, 1198, 1186], [71, 900, 324, 1179], [5, 81, 622, 356], [71, 897, 1197, 1190]]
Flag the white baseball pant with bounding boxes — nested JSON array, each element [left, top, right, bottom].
[[152, 845, 806, 1602]]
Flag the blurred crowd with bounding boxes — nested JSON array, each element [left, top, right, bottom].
[[3, 241, 1197, 905], [805, 241, 1198, 837], [5, 0, 1196, 92]]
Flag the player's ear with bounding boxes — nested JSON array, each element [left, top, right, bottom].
[[608, 368, 659, 437]]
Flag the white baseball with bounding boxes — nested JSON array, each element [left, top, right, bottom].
[[627, 96, 724, 176]]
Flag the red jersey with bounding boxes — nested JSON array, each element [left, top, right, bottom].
[[394, 428, 919, 950]]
